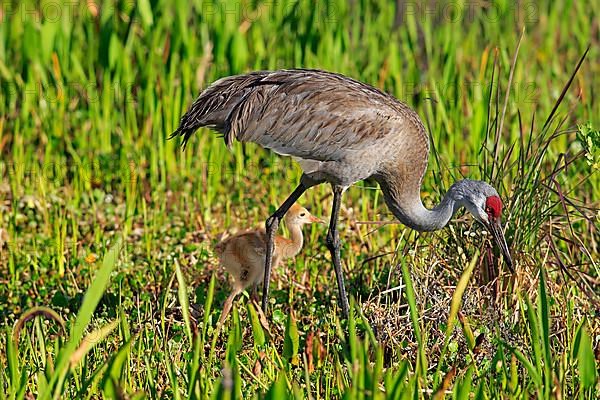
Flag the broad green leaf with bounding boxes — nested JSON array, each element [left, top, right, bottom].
[[576, 326, 597, 388], [283, 312, 299, 362], [247, 302, 265, 347], [264, 374, 288, 400]]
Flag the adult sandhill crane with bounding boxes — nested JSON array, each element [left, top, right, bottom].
[[172, 69, 513, 319], [214, 204, 321, 325]]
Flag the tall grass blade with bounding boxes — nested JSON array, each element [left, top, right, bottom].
[[538, 263, 552, 394], [41, 238, 122, 400], [175, 259, 193, 343], [499, 341, 543, 389], [437, 250, 479, 376], [202, 274, 216, 345], [102, 335, 137, 398], [69, 319, 119, 368], [493, 29, 524, 177], [400, 258, 427, 377], [524, 296, 543, 378], [541, 46, 590, 132], [6, 327, 27, 400]]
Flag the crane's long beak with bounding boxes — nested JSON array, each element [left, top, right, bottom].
[[488, 218, 514, 273]]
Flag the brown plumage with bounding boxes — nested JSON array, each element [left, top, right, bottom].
[[173, 69, 513, 319], [215, 204, 321, 325], [172, 69, 428, 190]]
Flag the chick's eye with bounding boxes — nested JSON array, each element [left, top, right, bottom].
[[300, 213, 306, 217]]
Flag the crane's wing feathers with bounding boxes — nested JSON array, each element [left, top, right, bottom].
[[172, 69, 422, 162], [171, 71, 275, 148]]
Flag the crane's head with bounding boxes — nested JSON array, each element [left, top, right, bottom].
[[454, 180, 513, 272]]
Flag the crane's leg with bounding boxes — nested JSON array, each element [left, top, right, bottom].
[[326, 185, 350, 319], [262, 177, 313, 314]]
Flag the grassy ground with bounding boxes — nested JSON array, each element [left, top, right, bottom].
[[0, 0, 598, 398]]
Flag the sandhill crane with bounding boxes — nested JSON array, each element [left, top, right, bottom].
[[214, 204, 321, 325], [172, 69, 513, 319]]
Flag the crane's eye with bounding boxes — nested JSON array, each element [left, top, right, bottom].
[[300, 213, 306, 217], [485, 206, 495, 220]]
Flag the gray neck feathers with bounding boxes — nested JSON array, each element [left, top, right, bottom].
[[377, 177, 465, 232]]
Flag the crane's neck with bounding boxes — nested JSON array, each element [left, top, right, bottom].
[[376, 173, 463, 232]]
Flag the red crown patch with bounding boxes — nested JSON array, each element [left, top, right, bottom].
[[485, 196, 503, 219]]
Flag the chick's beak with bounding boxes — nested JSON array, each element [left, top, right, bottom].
[[309, 214, 324, 224], [488, 218, 514, 273]]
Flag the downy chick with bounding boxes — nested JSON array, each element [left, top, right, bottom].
[[214, 204, 321, 325]]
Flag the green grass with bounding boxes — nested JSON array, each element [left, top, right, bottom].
[[1, 0, 598, 398]]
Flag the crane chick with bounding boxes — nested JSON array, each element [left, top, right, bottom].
[[214, 204, 321, 325]]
